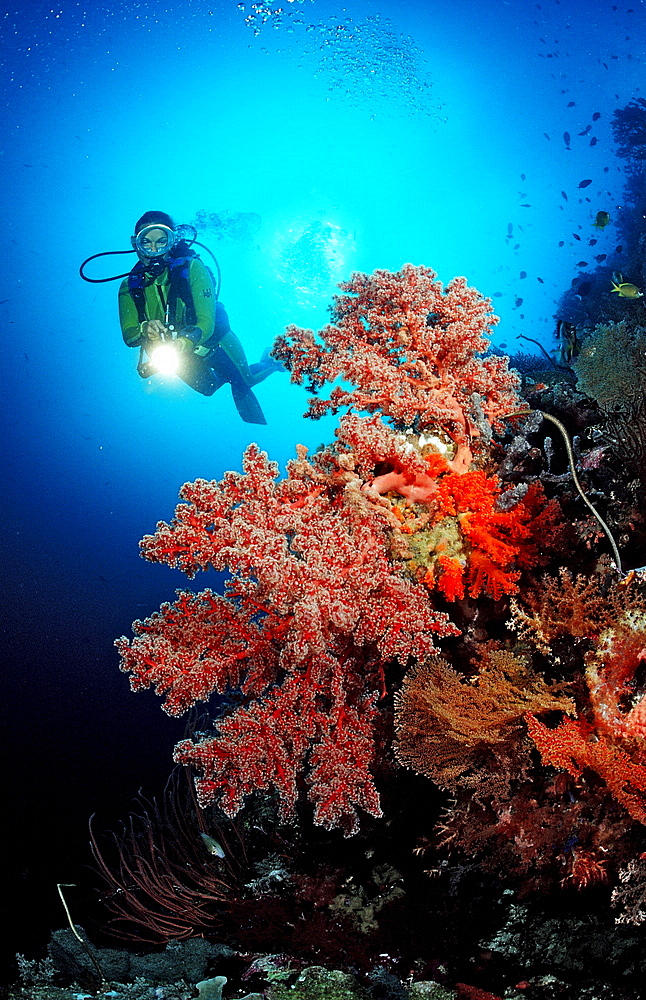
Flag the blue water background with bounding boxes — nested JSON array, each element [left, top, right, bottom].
[[0, 0, 642, 975]]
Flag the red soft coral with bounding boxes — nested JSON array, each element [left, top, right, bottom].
[[117, 443, 458, 834], [586, 610, 646, 743], [526, 713, 646, 825], [117, 265, 532, 837], [273, 265, 521, 453]]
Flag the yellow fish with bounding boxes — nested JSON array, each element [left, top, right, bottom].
[[611, 273, 643, 298], [593, 210, 610, 229]]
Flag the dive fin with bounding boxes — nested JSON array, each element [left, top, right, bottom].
[[231, 381, 267, 424]]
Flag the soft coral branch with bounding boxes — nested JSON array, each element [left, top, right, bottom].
[[117, 440, 457, 832], [273, 265, 520, 444]]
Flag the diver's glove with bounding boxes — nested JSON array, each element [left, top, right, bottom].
[[179, 326, 203, 344]]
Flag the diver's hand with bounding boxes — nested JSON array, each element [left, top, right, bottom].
[[140, 320, 167, 341]]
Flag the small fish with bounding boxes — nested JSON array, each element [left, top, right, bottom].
[[520, 173, 526, 180], [616, 245, 623, 253], [514, 296, 523, 308], [572, 233, 582, 240], [578, 125, 591, 136], [544, 132, 551, 140], [611, 274, 643, 298], [537, 277, 544, 283], [564, 131, 571, 147], [594, 254, 607, 262], [577, 261, 588, 267], [567, 101, 575, 107], [507, 223, 513, 236], [519, 271, 527, 279], [199, 832, 225, 858], [592, 111, 601, 120], [578, 178, 592, 188], [493, 292, 503, 297], [520, 203, 531, 207], [593, 210, 610, 230], [589, 137, 598, 146], [561, 190, 568, 200], [558, 240, 565, 247]]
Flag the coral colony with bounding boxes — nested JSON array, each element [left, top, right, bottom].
[[116, 263, 646, 912]]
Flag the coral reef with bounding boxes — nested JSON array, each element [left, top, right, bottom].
[[393, 646, 574, 792], [116, 264, 530, 837], [272, 264, 520, 464], [611, 98, 646, 161], [116, 438, 457, 835], [108, 262, 646, 994], [571, 321, 646, 409]]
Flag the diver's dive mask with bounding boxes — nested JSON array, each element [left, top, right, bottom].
[[131, 224, 178, 261]]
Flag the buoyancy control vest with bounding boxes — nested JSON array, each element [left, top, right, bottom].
[[127, 241, 209, 328]]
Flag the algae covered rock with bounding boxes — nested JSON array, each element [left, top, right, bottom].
[[267, 964, 368, 1000], [408, 984, 456, 1000]]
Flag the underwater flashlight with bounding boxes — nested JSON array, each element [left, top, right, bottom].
[[149, 342, 181, 376]]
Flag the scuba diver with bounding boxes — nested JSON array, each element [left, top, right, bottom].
[[80, 210, 282, 424]]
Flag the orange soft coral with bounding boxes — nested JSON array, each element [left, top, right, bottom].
[[403, 476, 555, 601]]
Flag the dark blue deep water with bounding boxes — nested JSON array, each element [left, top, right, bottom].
[[0, 0, 643, 985]]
